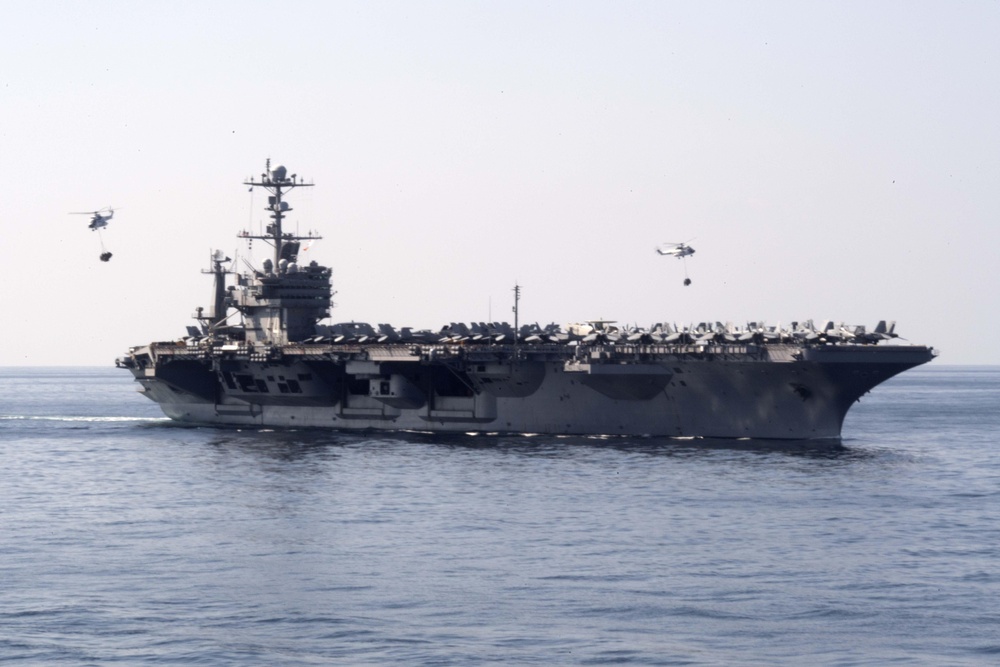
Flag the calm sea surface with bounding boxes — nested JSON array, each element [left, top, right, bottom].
[[0, 365, 997, 665]]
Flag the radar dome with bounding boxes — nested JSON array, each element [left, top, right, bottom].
[[271, 165, 287, 182]]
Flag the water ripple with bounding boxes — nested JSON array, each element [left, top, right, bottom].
[[0, 367, 998, 665]]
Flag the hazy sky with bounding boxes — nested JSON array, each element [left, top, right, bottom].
[[3, 1, 998, 365]]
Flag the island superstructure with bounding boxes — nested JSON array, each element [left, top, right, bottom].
[[117, 162, 936, 439]]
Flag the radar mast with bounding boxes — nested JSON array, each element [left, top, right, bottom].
[[242, 158, 319, 266]]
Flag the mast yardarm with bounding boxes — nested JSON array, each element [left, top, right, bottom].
[[242, 159, 318, 265]]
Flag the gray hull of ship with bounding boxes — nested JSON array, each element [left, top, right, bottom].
[[128, 345, 931, 439]]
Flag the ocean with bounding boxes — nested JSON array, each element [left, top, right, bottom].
[[1, 365, 997, 665]]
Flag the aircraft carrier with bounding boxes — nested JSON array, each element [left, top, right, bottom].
[[117, 162, 936, 439]]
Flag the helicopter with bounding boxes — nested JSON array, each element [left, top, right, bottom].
[[70, 207, 116, 231], [71, 207, 118, 261], [655, 241, 695, 258], [655, 241, 696, 286]]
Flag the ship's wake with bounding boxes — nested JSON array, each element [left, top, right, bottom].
[[0, 415, 171, 423]]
